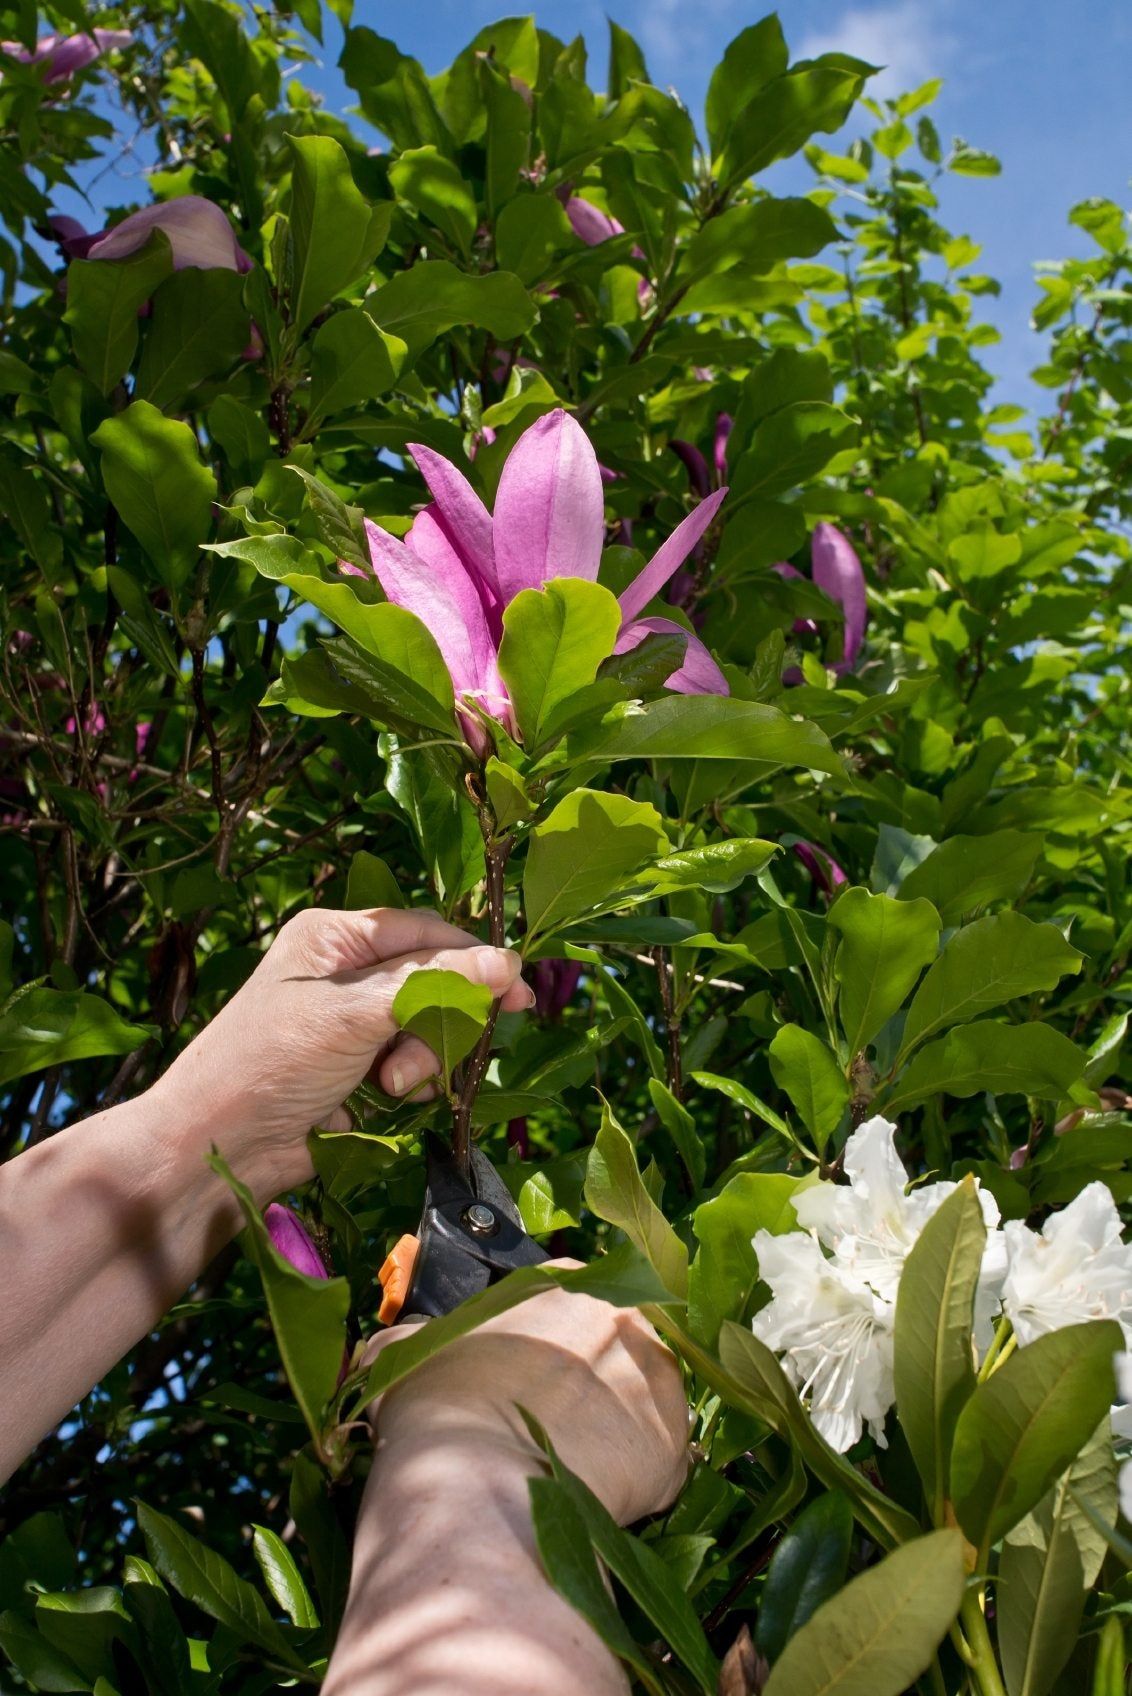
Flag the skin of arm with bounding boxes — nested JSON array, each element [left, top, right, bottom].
[[322, 1286, 691, 1696], [0, 907, 530, 1482]]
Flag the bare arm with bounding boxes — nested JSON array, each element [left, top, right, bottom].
[[323, 1286, 690, 1696], [0, 907, 529, 1482]]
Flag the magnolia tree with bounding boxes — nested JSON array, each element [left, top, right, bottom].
[[1, 4, 1131, 1693]]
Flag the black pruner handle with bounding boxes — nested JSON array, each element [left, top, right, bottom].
[[380, 1135, 548, 1324]]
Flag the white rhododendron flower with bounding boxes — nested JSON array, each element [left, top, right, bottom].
[[794, 1116, 1006, 1342], [752, 1229, 895, 1452], [753, 1115, 1004, 1451], [1115, 1355, 1132, 1521], [1002, 1181, 1132, 1347]]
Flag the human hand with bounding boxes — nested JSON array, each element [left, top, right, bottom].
[[152, 907, 532, 1203], [365, 1279, 689, 1525]]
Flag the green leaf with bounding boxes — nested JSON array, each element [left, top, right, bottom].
[[495, 193, 576, 284], [480, 58, 530, 216], [528, 1479, 660, 1692], [523, 788, 667, 941], [369, 260, 536, 360], [484, 757, 533, 829], [950, 1320, 1121, 1561], [762, 1530, 965, 1696], [344, 849, 403, 910], [136, 1502, 303, 1666], [207, 394, 270, 480], [391, 967, 491, 1078], [731, 401, 858, 500], [721, 59, 873, 188], [136, 268, 250, 409], [0, 1609, 87, 1692], [585, 1100, 688, 1297], [680, 198, 838, 285], [388, 145, 477, 252], [252, 1525, 319, 1630], [289, 1450, 350, 1637], [768, 1025, 848, 1148], [0, 450, 63, 579], [64, 232, 173, 394], [641, 838, 779, 897], [901, 913, 1083, 1053], [892, 1180, 986, 1520], [757, 1491, 854, 1662], [497, 579, 622, 746], [344, 1246, 671, 1417], [608, 18, 650, 98], [828, 887, 941, 1053], [648, 1077, 704, 1191], [898, 831, 1044, 925], [885, 1021, 1087, 1113], [0, 988, 151, 1088], [286, 133, 393, 331], [307, 309, 406, 423], [998, 1421, 1116, 1696], [92, 401, 216, 592], [528, 1424, 718, 1693], [689, 1172, 808, 1346], [208, 1154, 350, 1452], [705, 17, 788, 159], [566, 695, 841, 775]]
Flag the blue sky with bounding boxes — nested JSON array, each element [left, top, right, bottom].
[[311, 0, 1132, 405]]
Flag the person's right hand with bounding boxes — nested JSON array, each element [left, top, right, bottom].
[[366, 1279, 690, 1525], [151, 907, 532, 1205]]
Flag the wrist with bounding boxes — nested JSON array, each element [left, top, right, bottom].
[[144, 1059, 312, 1210]]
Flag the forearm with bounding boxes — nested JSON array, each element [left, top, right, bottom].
[[323, 1430, 629, 1696], [0, 1079, 266, 1482]]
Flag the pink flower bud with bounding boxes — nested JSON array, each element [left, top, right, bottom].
[[264, 1203, 331, 1278]]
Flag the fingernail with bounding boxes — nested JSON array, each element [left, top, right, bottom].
[[474, 946, 521, 986], [521, 983, 537, 1009], [389, 1054, 432, 1096]]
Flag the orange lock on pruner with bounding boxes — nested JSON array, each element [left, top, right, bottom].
[[377, 1233, 421, 1325]]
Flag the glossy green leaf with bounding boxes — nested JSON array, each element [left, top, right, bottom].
[[950, 1320, 1121, 1561], [497, 579, 622, 746], [369, 260, 536, 359], [828, 887, 941, 1053], [137, 1502, 303, 1666], [762, 1530, 965, 1696], [286, 133, 393, 330], [0, 988, 151, 1089], [898, 831, 1044, 925], [998, 1421, 1116, 1696], [566, 695, 841, 773], [892, 1179, 985, 1518], [344, 849, 404, 910], [92, 401, 217, 591], [885, 1020, 1087, 1112], [705, 17, 788, 158], [689, 1172, 808, 1346], [307, 309, 407, 422], [136, 268, 250, 408], [585, 1099, 689, 1298], [63, 232, 173, 394], [756, 1491, 854, 1662], [902, 912, 1083, 1052], [731, 401, 859, 500], [391, 966, 491, 1077], [721, 58, 873, 188], [523, 788, 667, 941], [252, 1525, 319, 1630], [388, 144, 477, 252], [768, 1024, 848, 1147]]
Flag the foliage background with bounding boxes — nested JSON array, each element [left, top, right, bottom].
[[0, 2, 1130, 1692]]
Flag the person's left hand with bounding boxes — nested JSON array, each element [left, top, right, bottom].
[[150, 907, 532, 1203]]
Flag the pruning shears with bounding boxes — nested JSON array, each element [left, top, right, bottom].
[[377, 1134, 548, 1325]]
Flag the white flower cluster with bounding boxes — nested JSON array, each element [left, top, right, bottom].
[[751, 1115, 1132, 1454]]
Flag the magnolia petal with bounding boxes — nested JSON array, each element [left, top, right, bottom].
[[713, 412, 733, 477], [812, 522, 867, 667], [4, 27, 131, 81], [87, 196, 252, 273], [265, 1204, 330, 1278], [493, 409, 605, 602], [407, 441, 499, 598], [363, 517, 496, 701], [565, 197, 624, 245], [615, 615, 729, 696], [791, 838, 847, 895], [618, 486, 728, 623]]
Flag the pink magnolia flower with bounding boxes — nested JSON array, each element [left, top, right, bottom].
[[791, 839, 847, 898], [564, 197, 624, 247], [774, 524, 867, 676], [2, 27, 131, 84], [265, 1203, 331, 1278], [349, 409, 729, 753], [52, 196, 252, 273]]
